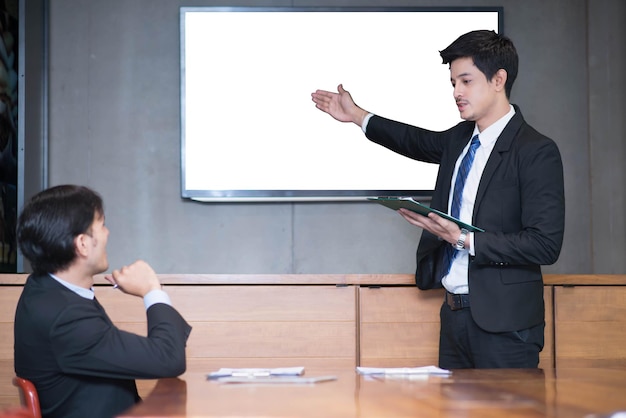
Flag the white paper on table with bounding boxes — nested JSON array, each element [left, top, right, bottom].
[[216, 375, 337, 384], [356, 366, 451, 376], [208, 366, 305, 379]]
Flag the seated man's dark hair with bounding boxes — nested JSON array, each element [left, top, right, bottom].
[[17, 185, 104, 274]]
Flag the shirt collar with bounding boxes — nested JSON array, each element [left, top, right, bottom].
[[49, 273, 95, 300], [473, 104, 515, 148]]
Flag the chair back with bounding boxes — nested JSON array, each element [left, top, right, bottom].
[[12, 377, 41, 418]]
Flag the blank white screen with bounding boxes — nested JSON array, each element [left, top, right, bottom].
[[181, 8, 500, 201]]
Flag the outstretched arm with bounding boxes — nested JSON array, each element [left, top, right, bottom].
[[311, 84, 370, 127]]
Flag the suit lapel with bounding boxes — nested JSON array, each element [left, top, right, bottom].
[[473, 106, 525, 216]]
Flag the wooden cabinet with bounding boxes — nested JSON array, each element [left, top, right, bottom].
[[554, 286, 626, 368], [97, 284, 358, 371], [358, 286, 554, 369], [0, 287, 22, 410], [1, 274, 624, 410], [359, 286, 443, 367], [0, 287, 21, 361]]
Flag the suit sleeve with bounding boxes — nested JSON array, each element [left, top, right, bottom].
[[365, 115, 451, 163], [473, 135, 565, 266], [50, 302, 192, 379]]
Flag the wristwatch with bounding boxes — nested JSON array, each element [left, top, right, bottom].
[[454, 228, 469, 250]]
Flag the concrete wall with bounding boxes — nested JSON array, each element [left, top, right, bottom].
[[30, 0, 625, 274]]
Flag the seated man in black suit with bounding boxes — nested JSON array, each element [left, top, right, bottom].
[[14, 184, 192, 418]]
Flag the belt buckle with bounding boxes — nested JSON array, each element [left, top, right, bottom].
[[446, 292, 465, 311]]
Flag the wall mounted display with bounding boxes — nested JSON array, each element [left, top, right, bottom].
[[180, 7, 502, 202]]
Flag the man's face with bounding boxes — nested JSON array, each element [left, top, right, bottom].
[[85, 213, 110, 275], [449, 57, 500, 127]]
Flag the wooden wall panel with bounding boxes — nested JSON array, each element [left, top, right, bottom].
[[164, 285, 356, 322], [359, 287, 443, 322], [184, 322, 354, 359], [360, 322, 440, 367], [541, 286, 555, 369], [554, 286, 626, 368], [0, 324, 12, 360], [0, 288, 21, 362], [0, 360, 18, 411], [182, 357, 354, 373], [555, 286, 626, 320], [97, 285, 357, 322], [2, 276, 625, 411], [0, 288, 21, 323], [104, 285, 358, 368], [359, 286, 554, 369], [359, 287, 443, 367]]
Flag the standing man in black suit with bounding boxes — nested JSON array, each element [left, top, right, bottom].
[[14, 185, 192, 418], [311, 30, 565, 369]]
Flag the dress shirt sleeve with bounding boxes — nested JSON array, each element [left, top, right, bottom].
[[361, 113, 374, 133], [143, 288, 171, 310], [469, 232, 475, 256]]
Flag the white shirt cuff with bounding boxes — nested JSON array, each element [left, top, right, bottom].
[[143, 289, 172, 310], [361, 113, 374, 133]]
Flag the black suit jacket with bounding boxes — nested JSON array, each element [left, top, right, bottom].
[[14, 273, 192, 418], [366, 105, 565, 333]]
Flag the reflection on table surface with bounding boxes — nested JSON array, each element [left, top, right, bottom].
[[118, 367, 626, 418]]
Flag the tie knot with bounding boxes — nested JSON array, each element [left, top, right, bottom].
[[471, 134, 480, 147]]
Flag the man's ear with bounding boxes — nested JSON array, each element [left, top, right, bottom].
[[74, 234, 90, 257], [493, 69, 508, 92]]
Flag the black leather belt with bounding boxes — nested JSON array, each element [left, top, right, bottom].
[[445, 291, 470, 311]]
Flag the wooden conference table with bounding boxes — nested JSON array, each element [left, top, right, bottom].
[[118, 367, 626, 418]]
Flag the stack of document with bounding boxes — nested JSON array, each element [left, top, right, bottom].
[[356, 366, 451, 376], [208, 367, 305, 379], [207, 367, 336, 384]]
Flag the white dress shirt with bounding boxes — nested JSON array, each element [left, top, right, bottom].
[[443, 105, 515, 294]]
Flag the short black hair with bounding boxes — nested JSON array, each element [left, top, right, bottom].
[[17, 185, 104, 274], [440, 30, 518, 98]]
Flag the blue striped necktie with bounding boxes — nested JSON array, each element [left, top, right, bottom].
[[439, 134, 480, 280]]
